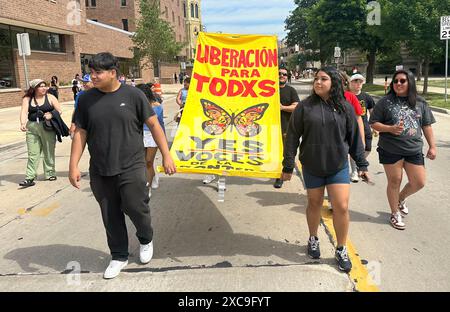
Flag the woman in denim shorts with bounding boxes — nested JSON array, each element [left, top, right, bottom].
[[282, 67, 370, 273]]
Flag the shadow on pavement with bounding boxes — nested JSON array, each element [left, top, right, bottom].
[[1, 171, 89, 185], [138, 177, 313, 264], [349, 210, 391, 225], [4, 245, 110, 273]]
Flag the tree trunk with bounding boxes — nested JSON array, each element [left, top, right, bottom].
[[416, 60, 423, 81], [422, 58, 430, 95], [366, 49, 376, 84]]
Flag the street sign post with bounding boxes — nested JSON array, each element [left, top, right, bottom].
[[334, 46, 341, 70], [441, 16, 450, 103], [16, 33, 31, 89]]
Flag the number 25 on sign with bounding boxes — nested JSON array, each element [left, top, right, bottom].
[[441, 16, 450, 40]]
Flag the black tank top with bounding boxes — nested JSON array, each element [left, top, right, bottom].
[[28, 94, 53, 121]]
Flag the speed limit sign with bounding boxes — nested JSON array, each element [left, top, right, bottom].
[[441, 16, 450, 40]]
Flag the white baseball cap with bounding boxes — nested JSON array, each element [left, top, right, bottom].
[[350, 73, 365, 83]]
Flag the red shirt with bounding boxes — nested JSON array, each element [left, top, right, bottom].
[[344, 91, 363, 116]]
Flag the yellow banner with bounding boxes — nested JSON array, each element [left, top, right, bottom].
[[169, 33, 283, 178]]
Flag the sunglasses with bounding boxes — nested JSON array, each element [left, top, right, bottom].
[[279, 72, 288, 77], [394, 78, 407, 84]]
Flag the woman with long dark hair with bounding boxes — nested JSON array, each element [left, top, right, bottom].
[[19, 79, 62, 187], [370, 70, 436, 230], [48, 75, 59, 99], [282, 67, 370, 272]]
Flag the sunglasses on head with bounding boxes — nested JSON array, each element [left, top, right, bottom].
[[394, 78, 407, 84], [279, 72, 288, 77]]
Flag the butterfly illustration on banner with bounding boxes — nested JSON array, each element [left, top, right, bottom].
[[200, 99, 269, 137]]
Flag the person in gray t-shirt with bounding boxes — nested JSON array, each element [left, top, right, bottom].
[[370, 70, 436, 230]]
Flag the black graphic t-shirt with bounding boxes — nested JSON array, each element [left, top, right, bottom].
[[356, 92, 375, 138], [369, 95, 435, 155], [74, 84, 155, 176]]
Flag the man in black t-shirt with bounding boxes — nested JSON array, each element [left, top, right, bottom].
[[69, 53, 176, 279], [274, 67, 300, 188]]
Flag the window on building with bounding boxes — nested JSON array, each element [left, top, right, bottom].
[[0, 24, 16, 88], [183, 2, 186, 18], [85, 0, 89, 7], [172, 11, 175, 22], [121, 0, 127, 6], [122, 19, 129, 31], [190, 3, 194, 18], [177, 0, 180, 7], [91, 0, 96, 7], [119, 57, 141, 79], [178, 16, 181, 26], [165, 6, 168, 19], [9, 25, 65, 53], [195, 3, 199, 18]]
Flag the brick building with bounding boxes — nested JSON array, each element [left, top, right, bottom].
[[85, 0, 189, 82], [0, 0, 194, 108]]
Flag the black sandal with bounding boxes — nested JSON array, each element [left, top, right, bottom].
[[19, 179, 35, 187], [47, 176, 57, 181]]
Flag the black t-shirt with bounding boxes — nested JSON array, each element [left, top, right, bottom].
[[280, 84, 300, 134], [74, 84, 155, 176], [355, 92, 375, 138]]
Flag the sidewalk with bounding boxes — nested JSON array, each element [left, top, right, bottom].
[[0, 83, 181, 149], [291, 79, 450, 115], [0, 101, 75, 150]]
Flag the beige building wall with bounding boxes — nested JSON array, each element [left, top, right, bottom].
[[184, 0, 202, 60]]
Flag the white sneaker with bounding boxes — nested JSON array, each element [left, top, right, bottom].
[[103, 260, 128, 279], [398, 199, 409, 216], [328, 201, 333, 210], [151, 175, 159, 189], [350, 171, 359, 183], [202, 175, 216, 184], [140, 241, 154, 264]]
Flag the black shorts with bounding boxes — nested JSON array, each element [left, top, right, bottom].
[[377, 147, 424, 166]]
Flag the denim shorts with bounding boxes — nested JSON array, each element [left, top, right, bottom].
[[302, 162, 350, 189], [377, 147, 424, 166]]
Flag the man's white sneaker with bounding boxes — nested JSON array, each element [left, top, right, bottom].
[[350, 171, 359, 183], [151, 175, 159, 189], [140, 241, 154, 264], [103, 260, 128, 279], [202, 175, 216, 184]]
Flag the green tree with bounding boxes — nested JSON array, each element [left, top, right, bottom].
[[381, 0, 450, 94], [132, 0, 185, 75]]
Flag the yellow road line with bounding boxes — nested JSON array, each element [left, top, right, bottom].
[[322, 200, 379, 292], [295, 159, 379, 292], [18, 202, 60, 217]]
